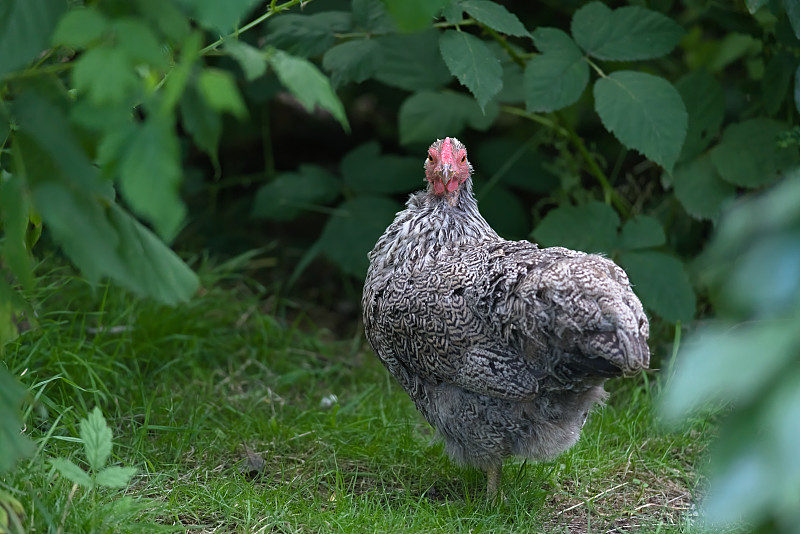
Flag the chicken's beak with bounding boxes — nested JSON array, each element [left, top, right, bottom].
[[440, 163, 453, 186]]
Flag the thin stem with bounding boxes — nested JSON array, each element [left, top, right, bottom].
[[200, 0, 314, 55], [499, 105, 567, 136], [483, 26, 526, 68]]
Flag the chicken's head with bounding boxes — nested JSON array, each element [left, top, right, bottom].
[[424, 137, 472, 195]]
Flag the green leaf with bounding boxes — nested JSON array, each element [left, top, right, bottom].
[[265, 13, 351, 58], [268, 50, 350, 132], [619, 250, 695, 323], [524, 28, 589, 112], [593, 71, 687, 172], [14, 90, 198, 304], [571, 1, 684, 61], [460, 0, 529, 37], [322, 40, 383, 87], [180, 82, 222, 167], [118, 115, 185, 241], [340, 142, 421, 194], [352, 0, 395, 32], [0, 173, 34, 289], [0, 0, 66, 79], [710, 118, 799, 188], [189, 0, 260, 34], [374, 30, 453, 91], [318, 196, 403, 277], [398, 91, 498, 145], [672, 154, 735, 220], [113, 17, 167, 69], [675, 69, 724, 162], [226, 40, 267, 81], [95, 466, 138, 488], [532, 202, 620, 254], [0, 368, 34, 473], [251, 165, 340, 220], [745, 0, 768, 12], [786, 0, 800, 40], [198, 67, 247, 120], [473, 137, 559, 193], [762, 52, 796, 116], [137, 0, 190, 43], [72, 45, 139, 105], [439, 30, 502, 112], [80, 407, 113, 472], [473, 181, 528, 240], [619, 216, 666, 250], [51, 7, 108, 48], [660, 321, 797, 421], [380, 0, 448, 32], [50, 458, 93, 488]]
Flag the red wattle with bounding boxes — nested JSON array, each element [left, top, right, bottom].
[[446, 179, 458, 192], [434, 181, 445, 194]]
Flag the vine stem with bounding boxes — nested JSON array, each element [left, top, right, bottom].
[[485, 25, 631, 217], [200, 0, 314, 55]]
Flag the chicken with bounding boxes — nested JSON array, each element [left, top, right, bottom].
[[361, 137, 650, 498]]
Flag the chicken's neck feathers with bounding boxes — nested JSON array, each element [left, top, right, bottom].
[[369, 179, 500, 272]]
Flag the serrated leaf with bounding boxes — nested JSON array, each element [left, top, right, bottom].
[[619, 250, 695, 323], [460, 0, 529, 37], [189, 0, 260, 34], [340, 142, 421, 193], [381, 0, 448, 32], [180, 82, 221, 167], [95, 466, 138, 488], [672, 154, 735, 220], [50, 458, 93, 488], [251, 165, 340, 220], [524, 28, 589, 112], [80, 407, 113, 471], [268, 49, 349, 132], [374, 30, 452, 91], [571, 2, 684, 61], [52, 7, 108, 48], [532, 202, 620, 254], [710, 118, 799, 188], [0, 0, 66, 79], [675, 69, 724, 162], [398, 91, 499, 145], [72, 46, 139, 105], [0, 174, 34, 289], [318, 196, 402, 277], [265, 13, 351, 58], [225, 40, 267, 81], [322, 40, 383, 87], [439, 30, 502, 111], [0, 368, 34, 473], [198, 67, 247, 119], [619, 216, 666, 250], [594, 71, 687, 172], [118, 115, 185, 240]]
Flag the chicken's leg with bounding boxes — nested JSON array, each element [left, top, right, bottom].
[[486, 464, 502, 500]]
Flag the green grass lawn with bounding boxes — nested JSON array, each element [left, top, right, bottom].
[[2, 262, 714, 533]]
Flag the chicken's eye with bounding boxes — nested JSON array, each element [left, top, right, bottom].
[[461, 155, 467, 163], [427, 155, 434, 162]]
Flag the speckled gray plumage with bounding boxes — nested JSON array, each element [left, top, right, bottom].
[[362, 138, 649, 494]]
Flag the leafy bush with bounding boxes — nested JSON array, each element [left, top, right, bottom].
[[661, 170, 800, 533], [2, 1, 800, 526]]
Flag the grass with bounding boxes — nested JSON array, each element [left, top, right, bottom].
[[1, 260, 716, 533]]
